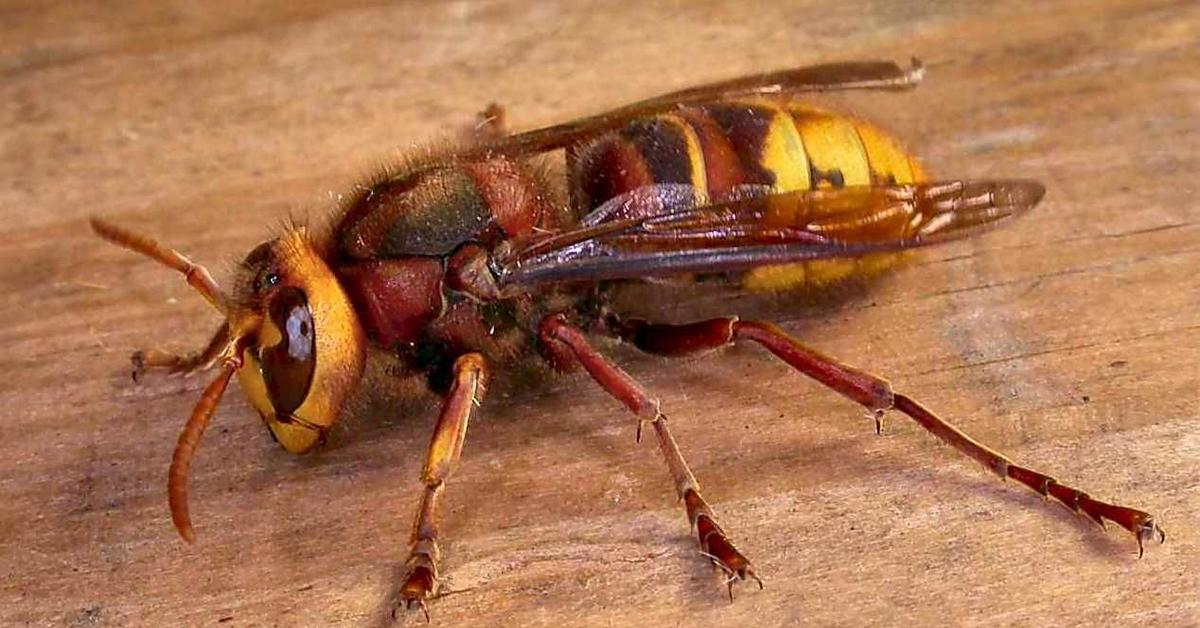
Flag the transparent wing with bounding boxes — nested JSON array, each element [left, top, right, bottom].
[[466, 58, 924, 158], [494, 179, 1044, 286]]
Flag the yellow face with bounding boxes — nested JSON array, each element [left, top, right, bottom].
[[235, 229, 367, 453]]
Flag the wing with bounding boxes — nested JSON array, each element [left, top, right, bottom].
[[493, 179, 1045, 287], [467, 58, 924, 159]]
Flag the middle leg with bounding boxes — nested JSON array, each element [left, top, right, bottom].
[[539, 314, 763, 600]]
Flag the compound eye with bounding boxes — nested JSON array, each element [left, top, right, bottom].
[[260, 287, 316, 415]]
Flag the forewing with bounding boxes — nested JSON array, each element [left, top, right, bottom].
[[467, 59, 924, 159], [494, 180, 1045, 286]]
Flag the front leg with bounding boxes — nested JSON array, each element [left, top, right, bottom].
[[395, 353, 488, 620], [131, 322, 231, 381]]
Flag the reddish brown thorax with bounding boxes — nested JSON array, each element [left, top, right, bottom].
[[330, 156, 552, 349], [337, 259, 444, 347]]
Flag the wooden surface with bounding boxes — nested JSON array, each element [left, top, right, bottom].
[[2, 1, 1198, 626]]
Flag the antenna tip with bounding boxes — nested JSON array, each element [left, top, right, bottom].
[[89, 215, 112, 235], [176, 522, 196, 544]]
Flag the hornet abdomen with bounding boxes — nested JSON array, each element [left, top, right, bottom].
[[569, 100, 928, 290]]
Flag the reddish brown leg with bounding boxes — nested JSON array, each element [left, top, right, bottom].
[[90, 217, 227, 312], [90, 218, 237, 381], [395, 353, 489, 621], [462, 102, 507, 143], [131, 322, 231, 381], [609, 315, 1166, 556], [539, 315, 762, 600], [478, 103, 507, 136]]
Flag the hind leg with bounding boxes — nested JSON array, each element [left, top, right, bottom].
[[463, 102, 507, 142], [605, 314, 1165, 556]]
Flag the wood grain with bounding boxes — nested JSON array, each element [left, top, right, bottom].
[[2, 1, 1197, 626]]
